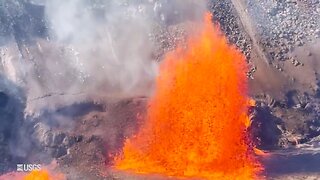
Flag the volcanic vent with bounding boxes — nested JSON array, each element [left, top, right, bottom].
[[115, 13, 261, 179]]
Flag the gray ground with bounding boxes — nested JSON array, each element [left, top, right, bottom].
[[0, 0, 320, 179]]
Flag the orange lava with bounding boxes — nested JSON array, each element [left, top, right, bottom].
[[23, 170, 64, 180], [115, 13, 261, 179], [253, 148, 269, 157], [23, 170, 49, 180]]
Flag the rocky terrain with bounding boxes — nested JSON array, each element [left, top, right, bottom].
[[242, 0, 320, 149], [250, 0, 320, 65], [0, 0, 320, 179]]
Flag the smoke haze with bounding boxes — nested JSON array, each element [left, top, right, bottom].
[[0, 0, 206, 113]]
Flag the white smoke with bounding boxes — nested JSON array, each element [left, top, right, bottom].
[[0, 0, 207, 114]]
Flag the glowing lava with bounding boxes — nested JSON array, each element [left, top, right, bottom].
[[115, 13, 261, 179], [23, 170, 64, 180], [23, 170, 50, 180]]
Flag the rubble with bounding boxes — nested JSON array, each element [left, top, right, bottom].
[[246, 0, 320, 67], [210, 0, 253, 61]]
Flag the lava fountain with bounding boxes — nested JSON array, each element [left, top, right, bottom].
[[115, 13, 261, 179]]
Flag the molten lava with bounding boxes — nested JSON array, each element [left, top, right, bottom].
[[23, 170, 50, 180], [115, 13, 260, 179], [23, 170, 64, 180]]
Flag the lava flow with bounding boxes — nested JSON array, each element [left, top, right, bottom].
[[115, 13, 261, 179], [23, 170, 64, 180], [23, 170, 51, 180]]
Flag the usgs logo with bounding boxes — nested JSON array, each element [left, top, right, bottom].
[[17, 164, 41, 172]]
